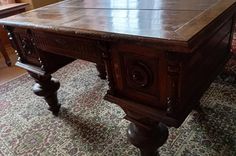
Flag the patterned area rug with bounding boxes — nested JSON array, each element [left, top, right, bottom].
[[0, 60, 235, 156]]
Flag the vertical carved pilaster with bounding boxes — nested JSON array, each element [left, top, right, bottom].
[[96, 63, 106, 80], [97, 41, 115, 94], [96, 41, 107, 79], [166, 53, 182, 117]]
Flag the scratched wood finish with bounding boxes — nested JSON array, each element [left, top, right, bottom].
[[0, 0, 236, 155], [0, 0, 235, 52]]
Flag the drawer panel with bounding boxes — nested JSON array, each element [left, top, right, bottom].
[[33, 31, 102, 63], [111, 44, 167, 109]]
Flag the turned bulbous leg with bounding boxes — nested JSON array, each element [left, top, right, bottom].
[[127, 122, 169, 156], [29, 72, 61, 116]]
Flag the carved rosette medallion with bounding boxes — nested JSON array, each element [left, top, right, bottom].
[[127, 61, 153, 89]]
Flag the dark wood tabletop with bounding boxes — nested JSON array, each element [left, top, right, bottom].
[[0, 0, 235, 52], [0, 1, 235, 155]]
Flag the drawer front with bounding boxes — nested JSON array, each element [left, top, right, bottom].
[[111, 44, 167, 108], [33, 31, 102, 63]]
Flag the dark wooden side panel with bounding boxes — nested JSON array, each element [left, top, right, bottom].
[[107, 15, 233, 126], [110, 44, 168, 109], [179, 18, 233, 118]]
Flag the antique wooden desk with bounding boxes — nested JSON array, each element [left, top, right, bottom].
[[0, 3, 28, 66], [0, 0, 235, 155]]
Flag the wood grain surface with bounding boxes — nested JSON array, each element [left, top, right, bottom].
[[0, 0, 235, 51]]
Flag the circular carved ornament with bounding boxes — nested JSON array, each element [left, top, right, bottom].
[[127, 61, 153, 88]]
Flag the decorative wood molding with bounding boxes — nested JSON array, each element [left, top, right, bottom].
[[4, 26, 23, 62], [166, 53, 182, 117], [97, 41, 115, 94], [21, 32, 35, 55]]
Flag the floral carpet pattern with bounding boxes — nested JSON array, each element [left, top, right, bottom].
[[0, 60, 235, 156]]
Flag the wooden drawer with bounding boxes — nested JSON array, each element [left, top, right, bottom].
[[33, 31, 102, 63]]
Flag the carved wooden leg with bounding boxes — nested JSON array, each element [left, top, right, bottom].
[[96, 62, 106, 80], [29, 72, 61, 116], [127, 122, 169, 156]]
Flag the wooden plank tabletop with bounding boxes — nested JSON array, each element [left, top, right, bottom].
[[0, 0, 235, 48]]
